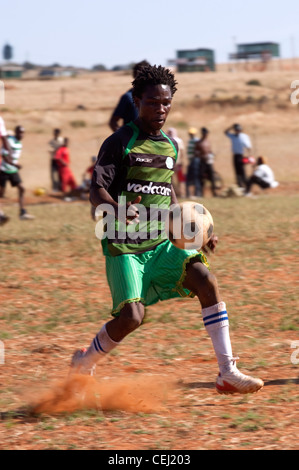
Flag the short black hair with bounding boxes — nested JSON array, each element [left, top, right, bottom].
[[132, 64, 178, 99], [15, 125, 25, 134], [132, 60, 150, 78]]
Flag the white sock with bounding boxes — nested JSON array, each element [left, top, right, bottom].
[[81, 324, 120, 369], [202, 302, 234, 375]]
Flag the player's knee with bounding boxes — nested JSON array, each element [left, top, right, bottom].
[[185, 261, 218, 297], [119, 302, 144, 333]]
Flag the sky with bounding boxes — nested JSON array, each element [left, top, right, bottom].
[[0, 0, 299, 69]]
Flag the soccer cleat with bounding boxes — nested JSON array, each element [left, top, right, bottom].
[[20, 212, 35, 220], [216, 361, 264, 395], [70, 348, 96, 376]]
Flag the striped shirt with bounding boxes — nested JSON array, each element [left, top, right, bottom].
[[92, 122, 178, 256], [0, 135, 22, 174], [187, 137, 199, 162]]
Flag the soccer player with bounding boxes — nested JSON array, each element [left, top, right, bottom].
[[71, 65, 263, 395], [0, 115, 11, 225], [0, 125, 35, 220]]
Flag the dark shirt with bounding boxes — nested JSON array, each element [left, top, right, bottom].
[[112, 89, 138, 124]]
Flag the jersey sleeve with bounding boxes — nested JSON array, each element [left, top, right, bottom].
[[92, 132, 125, 190]]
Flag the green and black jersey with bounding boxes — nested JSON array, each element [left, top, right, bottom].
[[92, 121, 178, 256]]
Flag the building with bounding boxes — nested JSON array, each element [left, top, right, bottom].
[[168, 48, 215, 72], [229, 42, 280, 62], [38, 67, 77, 79], [0, 64, 23, 79]]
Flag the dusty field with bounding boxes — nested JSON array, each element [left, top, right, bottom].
[[0, 68, 298, 451]]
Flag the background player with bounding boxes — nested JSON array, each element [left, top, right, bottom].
[[109, 60, 150, 132], [0, 125, 35, 220]]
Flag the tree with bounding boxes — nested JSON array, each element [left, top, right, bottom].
[[3, 44, 13, 61]]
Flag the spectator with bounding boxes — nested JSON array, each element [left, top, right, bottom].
[[55, 138, 77, 197], [82, 156, 97, 191], [195, 127, 217, 197], [49, 128, 64, 191], [185, 128, 201, 198], [245, 156, 279, 196], [224, 123, 252, 189], [167, 128, 186, 197]]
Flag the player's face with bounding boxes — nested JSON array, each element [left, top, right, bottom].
[[135, 84, 172, 135]]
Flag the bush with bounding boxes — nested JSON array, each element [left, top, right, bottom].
[[246, 79, 262, 86], [70, 120, 86, 128]]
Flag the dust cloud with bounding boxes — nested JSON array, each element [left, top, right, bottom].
[[28, 373, 176, 415]]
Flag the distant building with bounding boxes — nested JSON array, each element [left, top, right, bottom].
[[229, 42, 280, 62], [168, 48, 215, 72], [0, 63, 23, 79], [38, 67, 77, 79]]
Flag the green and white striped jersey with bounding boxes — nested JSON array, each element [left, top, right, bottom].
[[0, 135, 22, 174], [93, 122, 178, 256]]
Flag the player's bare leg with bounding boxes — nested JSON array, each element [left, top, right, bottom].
[[183, 260, 264, 394], [71, 302, 144, 375], [18, 184, 35, 220]]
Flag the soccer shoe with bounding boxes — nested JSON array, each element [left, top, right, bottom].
[[216, 365, 264, 395], [20, 212, 35, 220], [70, 348, 96, 376]]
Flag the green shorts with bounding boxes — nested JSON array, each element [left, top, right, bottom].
[[104, 239, 209, 315]]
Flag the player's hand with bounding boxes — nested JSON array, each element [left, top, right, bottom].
[[202, 233, 218, 254], [126, 196, 142, 225]]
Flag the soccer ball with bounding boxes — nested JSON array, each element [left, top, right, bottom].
[[33, 187, 46, 196], [166, 201, 214, 250]]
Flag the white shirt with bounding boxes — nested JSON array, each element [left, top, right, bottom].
[[226, 132, 251, 154], [253, 164, 279, 188], [0, 116, 7, 137]]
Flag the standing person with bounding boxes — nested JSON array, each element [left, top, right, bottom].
[[82, 156, 97, 191], [167, 127, 186, 197], [245, 156, 279, 196], [224, 123, 252, 189], [70, 64, 264, 395], [109, 60, 150, 132], [185, 128, 201, 198], [54, 138, 77, 197], [195, 127, 217, 197], [0, 115, 12, 225], [0, 125, 35, 220], [49, 128, 64, 191]]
